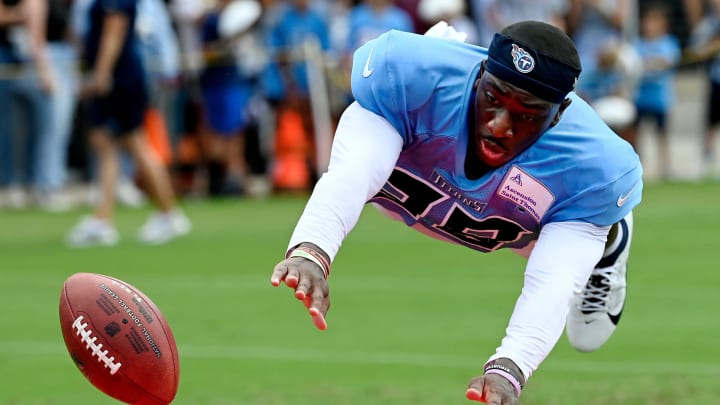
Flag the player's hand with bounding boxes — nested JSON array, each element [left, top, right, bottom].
[[466, 373, 519, 405], [270, 256, 330, 330]]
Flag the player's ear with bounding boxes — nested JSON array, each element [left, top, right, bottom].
[[551, 97, 573, 125]]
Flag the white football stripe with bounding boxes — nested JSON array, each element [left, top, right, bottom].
[[6, 341, 719, 376]]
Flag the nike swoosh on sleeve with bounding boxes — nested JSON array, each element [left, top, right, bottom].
[[616, 181, 640, 207], [362, 47, 375, 78]]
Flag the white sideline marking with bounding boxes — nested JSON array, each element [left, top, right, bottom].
[[10, 341, 719, 376]]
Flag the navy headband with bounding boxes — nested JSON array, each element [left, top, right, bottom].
[[485, 33, 581, 103]]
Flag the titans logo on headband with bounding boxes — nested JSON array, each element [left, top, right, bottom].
[[511, 44, 534, 74]]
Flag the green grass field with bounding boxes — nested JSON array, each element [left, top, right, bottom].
[[1, 181, 719, 405]]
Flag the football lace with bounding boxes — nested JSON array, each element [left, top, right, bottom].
[[72, 315, 123, 375]]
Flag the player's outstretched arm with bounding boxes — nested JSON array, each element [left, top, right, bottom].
[[466, 358, 524, 404], [270, 242, 330, 331]]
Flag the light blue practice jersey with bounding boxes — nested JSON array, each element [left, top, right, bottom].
[[351, 30, 643, 253]]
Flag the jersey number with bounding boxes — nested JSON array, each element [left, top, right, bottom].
[[374, 169, 531, 251]]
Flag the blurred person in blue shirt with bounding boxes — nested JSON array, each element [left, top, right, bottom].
[[627, 2, 681, 180], [335, 0, 413, 113], [346, 0, 413, 53], [575, 42, 627, 103], [197, 0, 260, 196], [263, 0, 330, 184], [567, 0, 628, 99], [265, 0, 329, 105]]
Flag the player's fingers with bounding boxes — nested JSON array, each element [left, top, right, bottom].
[[270, 263, 289, 287], [320, 294, 331, 315], [302, 294, 312, 309], [467, 376, 486, 403], [477, 383, 505, 405], [308, 289, 328, 330], [309, 306, 327, 330], [465, 388, 481, 402], [473, 374, 517, 405], [284, 267, 300, 289], [294, 276, 312, 301], [466, 388, 484, 402], [308, 287, 328, 314]]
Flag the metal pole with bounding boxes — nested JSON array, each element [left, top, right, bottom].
[[303, 38, 333, 176]]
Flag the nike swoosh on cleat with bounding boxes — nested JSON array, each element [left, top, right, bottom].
[[363, 47, 375, 78], [608, 306, 624, 325]]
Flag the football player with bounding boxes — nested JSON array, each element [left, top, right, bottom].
[[270, 20, 642, 404]]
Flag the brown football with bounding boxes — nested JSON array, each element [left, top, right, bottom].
[[59, 272, 179, 404]]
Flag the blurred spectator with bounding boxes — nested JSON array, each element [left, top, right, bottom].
[[168, 0, 204, 77], [118, 0, 180, 205], [163, 0, 204, 196], [346, 0, 413, 54], [0, 0, 55, 209], [137, 0, 181, 147], [687, 0, 720, 178], [264, 0, 329, 106], [264, 0, 330, 190], [32, 0, 78, 211], [681, 0, 705, 29], [639, 0, 705, 48], [319, 0, 353, 117], [567, 0, 630, 98], [323, 0, 351, 61], [470, 0, 569, 47], [576, 42, 628, 102], [71, 0, 148, 208], [565, 1, 644, 168], [627, 2, 681, 179], [197, 0, 260, 196], [335, 0, 413, 111], [417, 0, 479, 45], [468, 0, 495, 47], [579, 41, 640, 153], [66, 0, 190, 247], [487, 0, 569, 33]]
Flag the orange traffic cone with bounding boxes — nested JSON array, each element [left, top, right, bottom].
[[272, 108, 311, 191], [144, 107, 173, 166]]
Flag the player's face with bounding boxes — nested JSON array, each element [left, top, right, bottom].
[[472, 71, 569, 167]]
